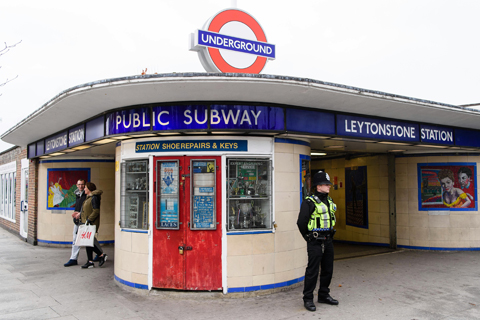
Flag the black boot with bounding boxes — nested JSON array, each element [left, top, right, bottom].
[[318, 295, 339, 305], [304, 300, 316, 311]]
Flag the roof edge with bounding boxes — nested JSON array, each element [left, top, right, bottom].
[[0, 72, 470, 141]]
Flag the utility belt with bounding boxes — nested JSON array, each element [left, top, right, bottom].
[[309, 229, 335, 240], [306, 230, 336, 243], [306, 229, 336, 253]]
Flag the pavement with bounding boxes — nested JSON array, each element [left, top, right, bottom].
[[1, 226, 479, 320]]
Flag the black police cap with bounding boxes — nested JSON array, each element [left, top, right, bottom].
[[312, 171, 332, 186]]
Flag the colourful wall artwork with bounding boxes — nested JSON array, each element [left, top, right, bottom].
[[418, 163, 477, 211], [47, 168, 90, 210]]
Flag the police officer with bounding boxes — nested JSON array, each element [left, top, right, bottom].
[[297, 171, 338, 312]]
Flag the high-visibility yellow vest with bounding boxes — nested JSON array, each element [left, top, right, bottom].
[[307, 195, 337, 232]]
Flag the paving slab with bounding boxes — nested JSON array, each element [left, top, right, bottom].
[[0, 306, 60, 320], [1, 226, 480, 320]]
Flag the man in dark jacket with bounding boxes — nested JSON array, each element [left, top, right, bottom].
[[64, 179, 87, 267], [297, 171, 338, 311]]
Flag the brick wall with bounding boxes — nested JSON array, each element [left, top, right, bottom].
[[28, 156, 38, 245], [0, 146, 23, 164], [0, 146, 38, 245]]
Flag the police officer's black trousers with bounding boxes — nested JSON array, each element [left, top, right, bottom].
[[303, 238, 334, 302]]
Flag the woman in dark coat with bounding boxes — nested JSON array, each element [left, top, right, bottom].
[[80, 182, 107, 268]]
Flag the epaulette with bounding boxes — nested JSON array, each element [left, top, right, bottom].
[[307, 195, 321, 204]]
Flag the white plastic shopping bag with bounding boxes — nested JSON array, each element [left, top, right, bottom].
[[75, 223, 96, 247]]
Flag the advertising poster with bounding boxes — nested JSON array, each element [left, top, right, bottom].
[[237, 161, 257, 180], [193, 195, 214, 229], [160, 198, 179, 228], [345, 166, 368, 228], [301, 159, 311, 199], [47, 168, 90, 210], [193, 161, 215, 173], [418, 163, 476, 210], [159, 161, 179, 228], [160, 162, 178, 195], [192, 161, 216, 229]]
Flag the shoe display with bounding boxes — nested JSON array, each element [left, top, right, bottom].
[[304, 301, 316, 311], [64, 259, 78, 267], [318, 295, 339, 305], [81, 261, 95, 269], [99, 254, 108, 267], [92, 255, 100, 262]]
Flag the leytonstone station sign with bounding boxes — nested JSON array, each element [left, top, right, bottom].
[[190, 8, 275, 74]]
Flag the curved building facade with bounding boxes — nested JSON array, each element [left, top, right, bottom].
[[2, 73, 480, 294]]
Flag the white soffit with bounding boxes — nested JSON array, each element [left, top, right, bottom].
[[2, 73, 479, 147]]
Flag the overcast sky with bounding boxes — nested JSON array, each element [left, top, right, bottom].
[[1, 0, 479, 152]]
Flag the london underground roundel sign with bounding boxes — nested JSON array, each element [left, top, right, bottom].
[[189, 8, 275, 74]]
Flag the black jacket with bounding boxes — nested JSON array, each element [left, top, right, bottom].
[[73, 190, 87, 225], [297, 191, 331, 241]]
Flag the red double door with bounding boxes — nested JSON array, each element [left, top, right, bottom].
[[152, 156, 222, 290]]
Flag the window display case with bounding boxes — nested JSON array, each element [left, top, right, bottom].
[[227, 158, 272, 231], [121, 160, 149, 229]]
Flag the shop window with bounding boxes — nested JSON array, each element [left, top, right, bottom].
[[121, 160, 149, 229], [0, 171, 16, 221], [227, 158, 272, 231]]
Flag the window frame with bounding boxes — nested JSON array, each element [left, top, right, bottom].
[[226, 157, 272, 233], [120, 159, 149, 230]]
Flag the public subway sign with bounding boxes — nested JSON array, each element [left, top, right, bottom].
[[337, 114, 419, 142], [106, 105, 285, 135], [135, 140, 248, 153], [189, 8, 275, 74]]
